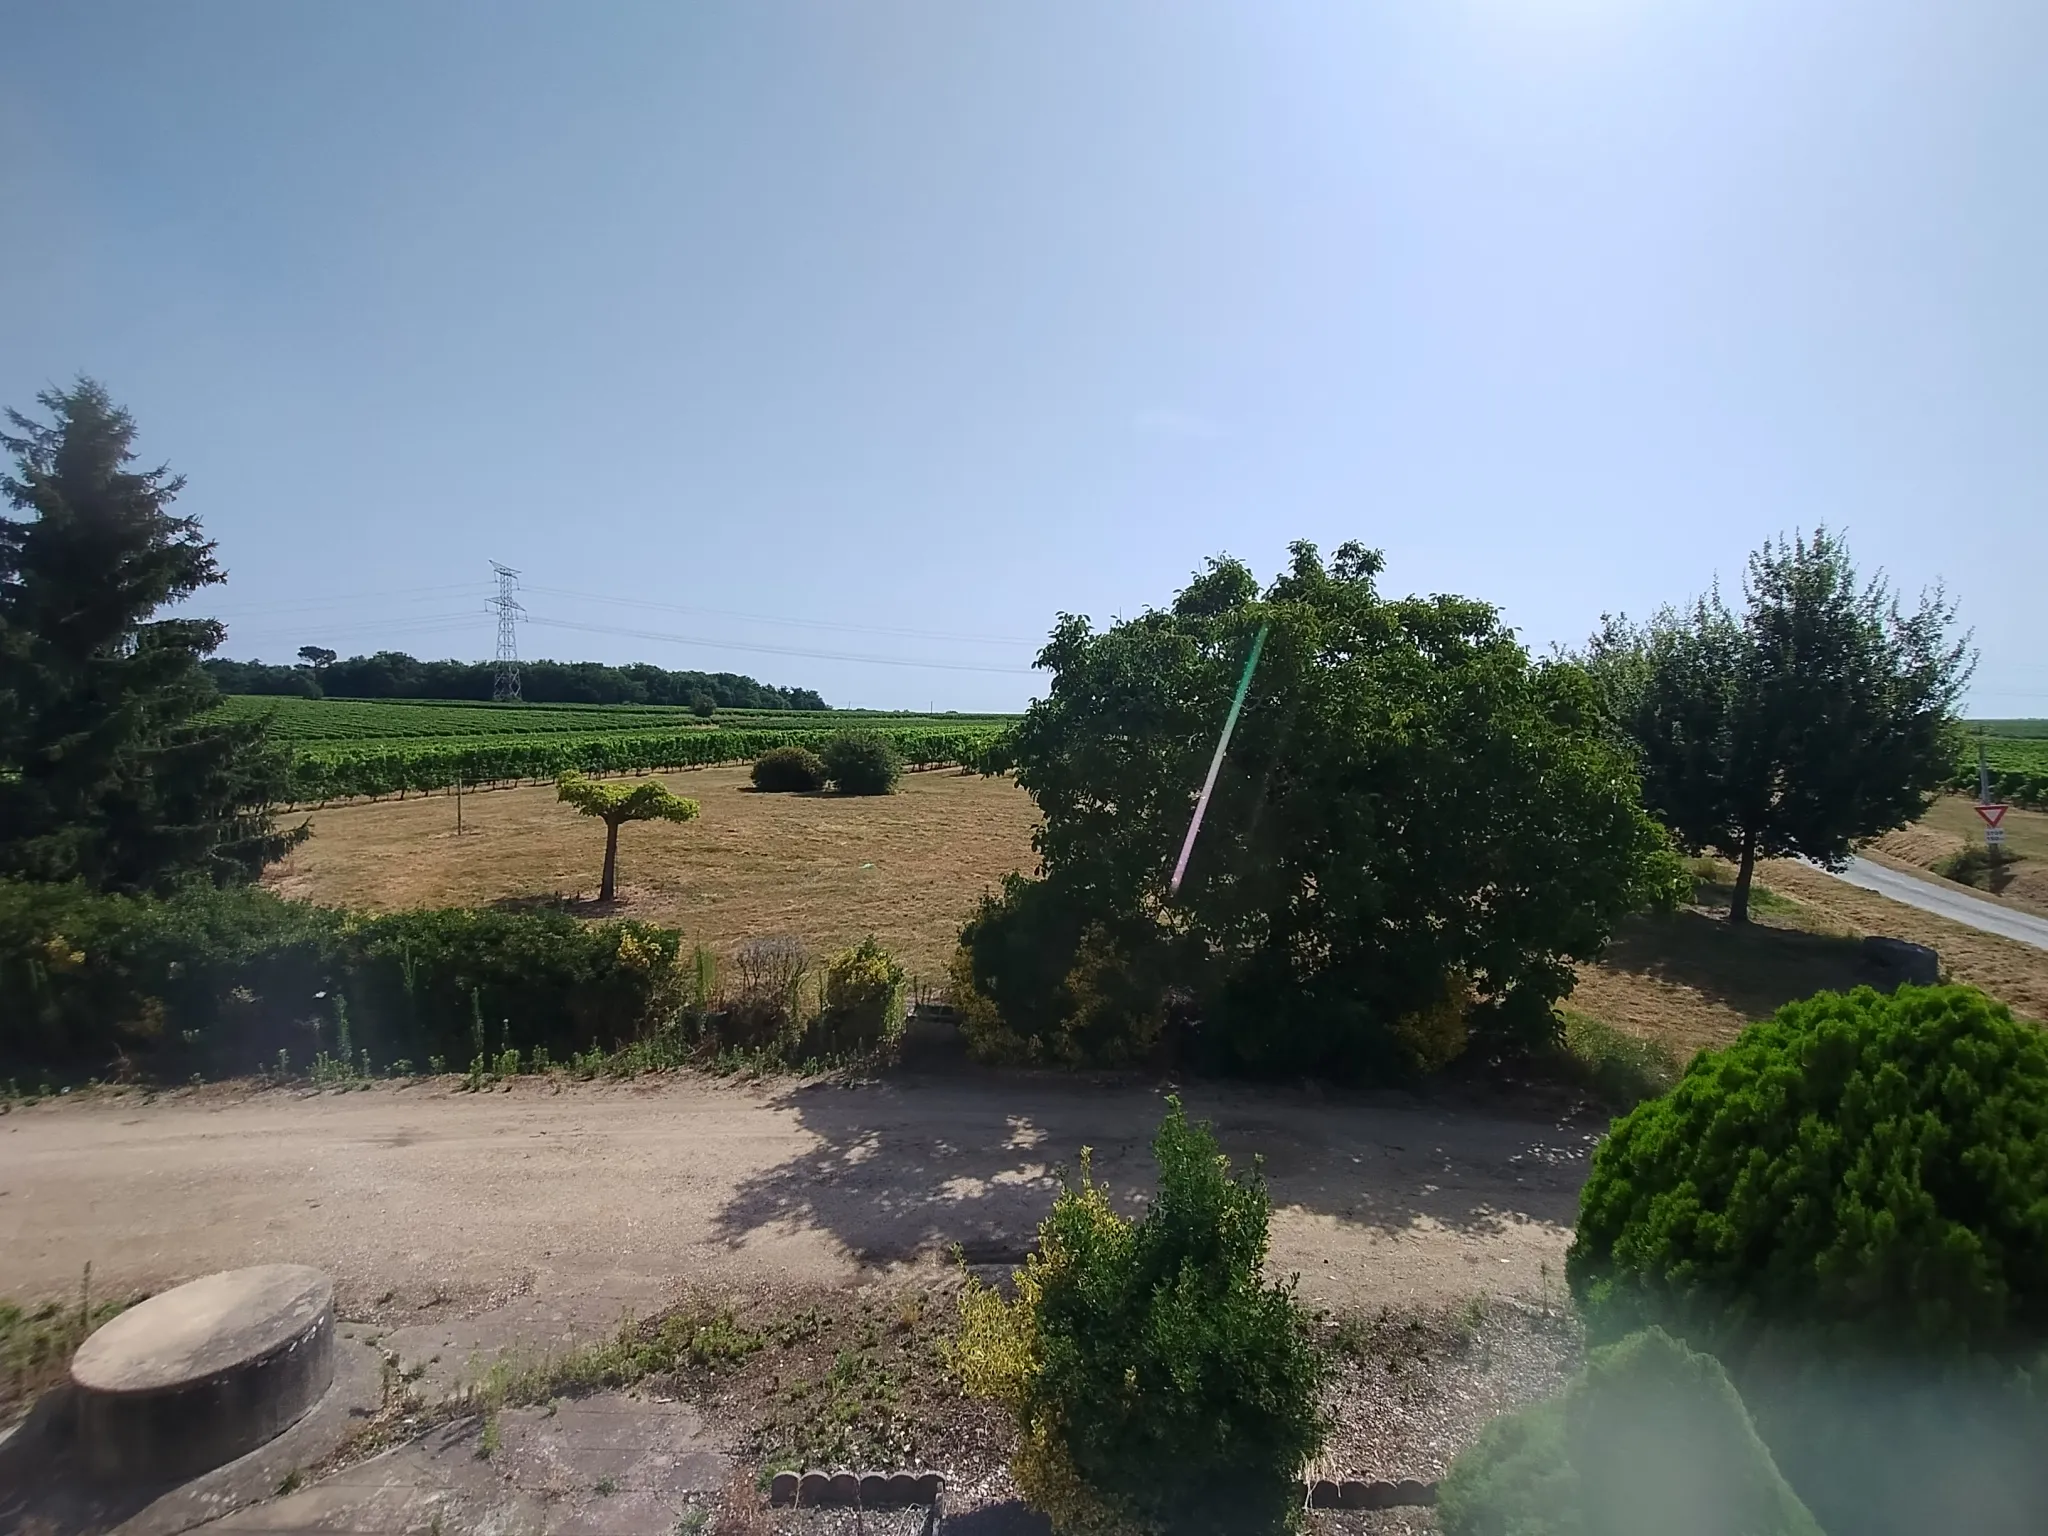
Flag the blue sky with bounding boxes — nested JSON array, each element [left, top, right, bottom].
[[3, 2, 2041, 713]]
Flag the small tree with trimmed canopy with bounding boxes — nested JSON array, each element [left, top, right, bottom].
[[555, 773, 699, 903]]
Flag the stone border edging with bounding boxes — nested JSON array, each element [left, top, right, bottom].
[[763, 1469, 1437, 1513], [768, 1469, 944, 1507], [1305, 1476, 1438, 1509]]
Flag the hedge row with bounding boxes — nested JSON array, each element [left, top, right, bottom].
[[279, 726, 1008, 803], [0, 879, 684, 1079]]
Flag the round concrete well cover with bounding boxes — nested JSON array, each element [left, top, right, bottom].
[[71, 1264, 335, 1480]]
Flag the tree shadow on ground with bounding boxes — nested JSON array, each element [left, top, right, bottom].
[[710, 1066, 1592, 1266], [1600, 908, 1889, 1025], [487, 892, 620, 917]]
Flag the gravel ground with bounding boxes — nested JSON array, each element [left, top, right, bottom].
[[1316, 1295, 1581, 1482]]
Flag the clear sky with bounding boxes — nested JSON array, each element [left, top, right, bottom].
[[3, 2, 2041, 713]]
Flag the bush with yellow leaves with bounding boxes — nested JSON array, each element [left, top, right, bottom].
[[953, 1099, 1327, 1536]]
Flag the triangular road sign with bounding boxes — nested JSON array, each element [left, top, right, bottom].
[[1975, 802, 2009, 829]]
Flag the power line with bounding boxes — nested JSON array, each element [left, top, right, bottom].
[[522, 613, 1039, 675], [520, 583, 1040, 648], [219, 610, 486, 644], [202, 582, 496, 619]]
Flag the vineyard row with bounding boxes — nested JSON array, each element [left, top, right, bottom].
[[278, 725, 1008, 804]]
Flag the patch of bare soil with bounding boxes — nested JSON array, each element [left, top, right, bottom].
[[351, 1278, 1569, 1535]]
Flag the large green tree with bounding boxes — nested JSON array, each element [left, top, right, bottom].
[[1584, 528, 1971, 922], [0, 380, 303, 891], [962, 541, 1684, 1077]]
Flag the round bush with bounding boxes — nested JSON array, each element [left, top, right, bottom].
[[1568, 983, 2048, 1361], [1567, 983, 2048, 1536], [750, 746, 827, 793], [820, 732, 902, 796]]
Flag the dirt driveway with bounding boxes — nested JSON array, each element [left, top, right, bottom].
[[0, 1071, 1592, 1334]]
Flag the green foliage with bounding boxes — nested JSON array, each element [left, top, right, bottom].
[[1555, 1010, 1681, 1112], [956, 1099, 1327, 1536], [222, 696, 1005, 802], [689, 693, 717, 718], [1438, 1327, 1820, 1536], [821, 732, 904, 796], [1569, 983, 2048, 1359], [554, 773, 700, 828], [1584, 527, 1972, 919], [751, 745, 828, 793], [813, 937, 906, 1054], [555, 773, 699, 902], [1567, 983, 2048, 1536], [2, 1274, 139, 1427], [0, 877, 685, 1079], [206, 650, 828, 710], [962, 543, 1685, 1078], [1935, 843, 2024, 892], [0, 380, 304, 891]]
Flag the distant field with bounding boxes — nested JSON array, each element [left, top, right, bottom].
[[220, 695, 1019, 751], [1970, 720, 2048, 739], [216, 696, 1021, 801], [1951, 732, 2048, 806]]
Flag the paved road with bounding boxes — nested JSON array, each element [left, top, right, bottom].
[[1823, 856, 2048, 951]]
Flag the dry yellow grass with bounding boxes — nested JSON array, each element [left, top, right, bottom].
[[268, 774, 2048, 1066], [264, 766, 1041, 984], [1865, 795, 2048, 916], [1759, 858, 2048, 1022]]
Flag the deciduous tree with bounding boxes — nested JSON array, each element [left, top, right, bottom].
[[555, 773, 698, 903], [1585, 529, 1971, 921], [961, 541, 1684, 1076]]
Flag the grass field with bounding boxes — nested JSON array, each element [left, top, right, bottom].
[[266, 773, 2048, 1072], [264, 765, 1041, 984]]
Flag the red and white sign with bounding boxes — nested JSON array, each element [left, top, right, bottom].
[[1975, 802, 2009, 829]]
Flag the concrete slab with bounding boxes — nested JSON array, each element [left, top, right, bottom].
[[0, 1333, 381, 1536], [198, 1393, 731, 1536]]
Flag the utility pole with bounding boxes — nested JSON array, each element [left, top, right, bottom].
[[489, 562, 524, 702]]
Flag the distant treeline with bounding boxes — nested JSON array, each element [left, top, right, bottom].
[[203, 652, 828, 710]]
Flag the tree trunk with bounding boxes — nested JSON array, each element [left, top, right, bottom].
[[1730, 827, 1758, 924], [600, 820, 620, 904]]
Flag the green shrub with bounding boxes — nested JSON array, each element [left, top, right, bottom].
[[690, 693, 717, 718], [751, 746, 826, 793], [1439, 1327, 1821, 1536], [812, 937, 906, 1055], [1566, 983, 2048, 1535], [955, 1098, 1327, 1536], [820, 732, 903, 796], [1569, 983, 2048, 1359], [0, 878, 684, 1080]]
